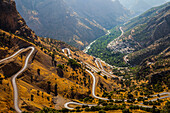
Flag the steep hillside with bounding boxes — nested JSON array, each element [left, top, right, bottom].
[[0, 29, 89, 112], [87, 2, 170, 67], [0, 15, 111, 113], [15, 0, 106, 49], [107, 3, 170, 65], [136, 47, 170, 92], [0, 0, 37, 40], [0, 0, 116, 112], [64, 0, 130, 29], [2, 29, 168, 113], [123, 2, 170, 31]]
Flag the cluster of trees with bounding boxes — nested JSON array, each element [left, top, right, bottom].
[[83, 103, 160, 113], [57, 64, 64, 69], [84, 104, 127, 112], [82, 96, 94, 102], [129, 105, 161, 113], [67, 59, 81, 70], [87, 27, 128, 67]]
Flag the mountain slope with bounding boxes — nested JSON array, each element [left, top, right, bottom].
[[88, 2, 170, 67], [107, 2, 170, 65], [0, 0, 37, 40], [123, 2, 170, 31], [136, 47, 170, 92], [15, 0, 106, 49], [119, 0, 167, 16], [0, 0, 116, 112], [64, 0, 130, 29]]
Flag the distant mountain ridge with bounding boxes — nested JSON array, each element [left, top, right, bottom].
[[64, 0, 130, 29], [119, 0, 168, 16], [15, 0, 130, 49]]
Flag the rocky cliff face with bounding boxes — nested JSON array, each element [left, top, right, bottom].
[[15, 0, 106, 49], [0, 0, 36, 39]]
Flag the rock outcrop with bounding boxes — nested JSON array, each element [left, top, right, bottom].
[[0, 0, 36, 39]]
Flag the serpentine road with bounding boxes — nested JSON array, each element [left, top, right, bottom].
[[86, 69, 109, 100], [0, 46, 169, 112], [62, 48, 72, 59], [64, 69, 109, 109], [0, 47, 35, 113], [107, 27, 124, 49], [0, 49, 24, 63], [62, 48, 170, 110], [95, 59, 116, 78], [95, 59, 101, 70], [64, 101, 97, 110]]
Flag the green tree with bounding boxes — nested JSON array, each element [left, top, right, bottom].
[[57, 64, 64, 69], [0, 78, 3, 84], [31, 75, 33, 83], [37, 69, 40, 76], [54, 60, 57, 67], [31, 95, 34, 101], [37, 90, 40, 96], [55, 84, 58, 96], [52, 53, 55, 66], [127, 94, 134, 99], [47, 81, 51, 94], [68, 59, 81, 70], [97, 71, 101, 75], [61, 108, 69, 112], [99, 110, 106, 113], [103, 75, 107, 80]]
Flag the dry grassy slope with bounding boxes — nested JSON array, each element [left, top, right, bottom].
[[0, 29, 117, 112], [0, 29, 87, 112], [1, 30, 168, 113]]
